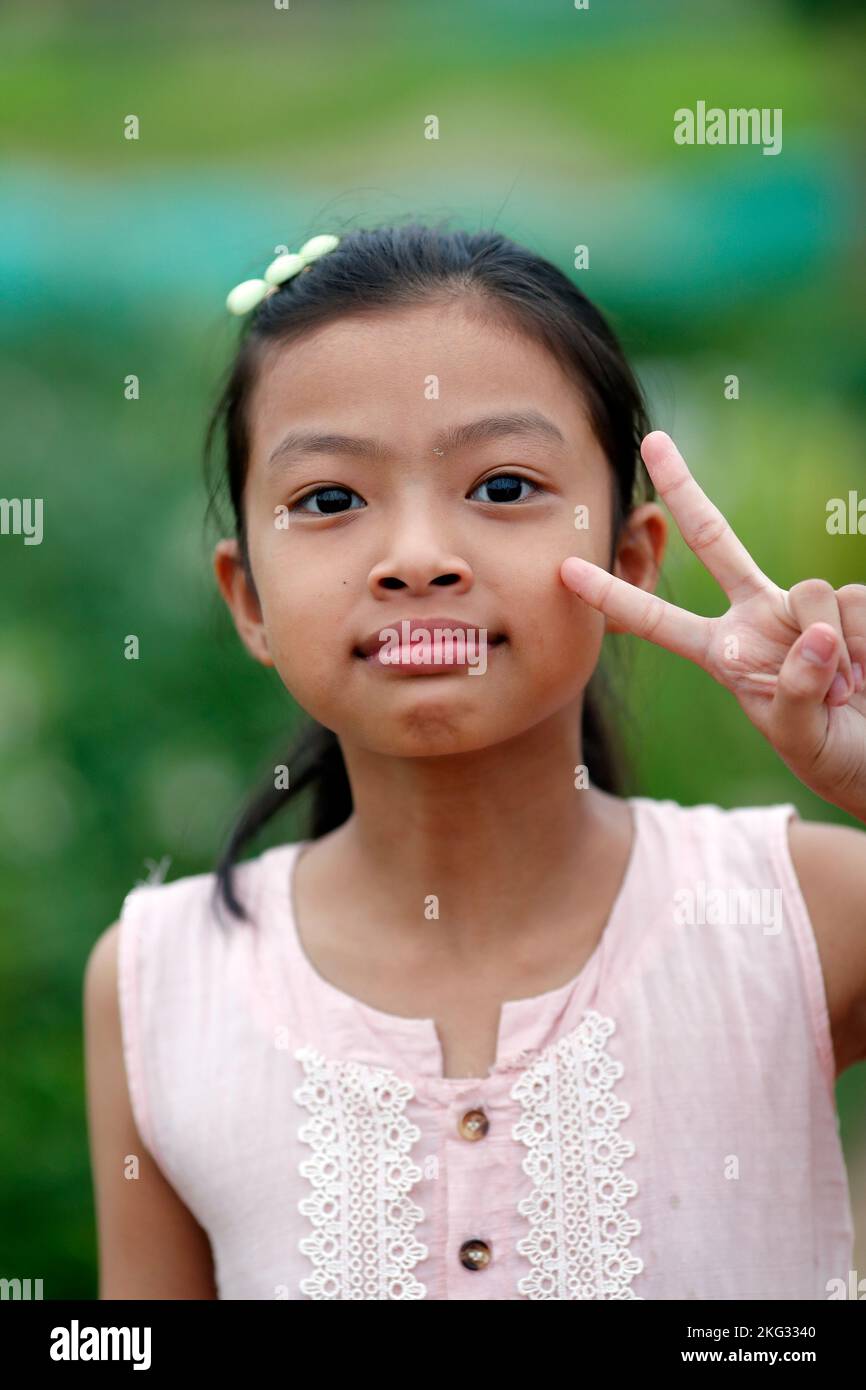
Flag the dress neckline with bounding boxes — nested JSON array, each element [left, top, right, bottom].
[[264, 795, 644, 1087]]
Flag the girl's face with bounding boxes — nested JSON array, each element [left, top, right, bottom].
[[214, 299, 665, 757]]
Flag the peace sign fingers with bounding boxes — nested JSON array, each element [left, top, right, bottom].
[[560, 555, 711, 667], [640, 432, 770, 604]]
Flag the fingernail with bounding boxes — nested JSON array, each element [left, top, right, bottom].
[[801, 629, 836, 664]]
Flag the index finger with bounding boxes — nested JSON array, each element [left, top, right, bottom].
[[561, 555, 710, 666], [641, 432, 769, 604]]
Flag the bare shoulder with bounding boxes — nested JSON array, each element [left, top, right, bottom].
[[786, 818, 866, 1078], [83, 921, 218, 1298]]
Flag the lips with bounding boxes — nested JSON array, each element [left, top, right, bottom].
[[353, 617, 505, 660]]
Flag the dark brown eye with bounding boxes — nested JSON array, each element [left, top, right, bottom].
[[292, 486, 365, 515], [471, 474, 538, 504]]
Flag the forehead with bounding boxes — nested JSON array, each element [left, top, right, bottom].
[[246, 298, 596, 465]]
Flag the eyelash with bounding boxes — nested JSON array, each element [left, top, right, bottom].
[[290, 473, 542, 515]]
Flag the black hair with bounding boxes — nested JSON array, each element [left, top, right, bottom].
[[203, 219, 655, 922]]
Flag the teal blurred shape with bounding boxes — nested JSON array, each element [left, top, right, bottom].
[[0, 148, 856, 333]]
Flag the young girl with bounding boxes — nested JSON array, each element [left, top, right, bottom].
[[85, 222, 866, 1301]]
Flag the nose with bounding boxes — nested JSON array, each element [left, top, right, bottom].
[[367, 524, 473, 597]]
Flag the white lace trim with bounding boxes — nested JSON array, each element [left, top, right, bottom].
[[511, 1009, 643, 1299], [293, 1010, 641, 1300], [293, 1045, 429, 1299]]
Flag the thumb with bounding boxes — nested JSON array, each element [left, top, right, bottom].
[[770, 622, 839, 757]]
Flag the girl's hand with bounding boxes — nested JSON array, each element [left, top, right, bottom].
[[561, 431, 866, 824]]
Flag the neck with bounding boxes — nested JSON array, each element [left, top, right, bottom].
[[325, 702, 626, 951]]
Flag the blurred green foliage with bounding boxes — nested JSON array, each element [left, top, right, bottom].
[[1, 0, 864, 1296]]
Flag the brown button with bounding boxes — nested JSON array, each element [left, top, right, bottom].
[[459, 1238, 492, 1271], [457, 1107, 489, 1141]]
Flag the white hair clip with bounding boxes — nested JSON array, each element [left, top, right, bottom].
[[225, 234, 340, 316]]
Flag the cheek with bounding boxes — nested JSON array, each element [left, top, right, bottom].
[[254, 560, 348, 703], [267, 626, 347, 727], [515, 570, 606, 679]]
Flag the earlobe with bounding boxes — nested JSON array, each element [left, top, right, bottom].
[[603, 508, 667, 637], [213, 538, 260, 623], [212, 538, 274, 669], [610, 505, 667, 600]]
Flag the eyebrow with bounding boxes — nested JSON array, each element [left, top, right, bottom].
[[264, 409, 567, 473]]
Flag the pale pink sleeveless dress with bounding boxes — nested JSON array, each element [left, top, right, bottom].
[[116, 796, 854, 1299]]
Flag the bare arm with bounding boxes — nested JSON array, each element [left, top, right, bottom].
[[788, 819, 866, 1079], [83, 921, 218, 1299]]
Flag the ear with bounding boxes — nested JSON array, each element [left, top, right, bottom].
[[604, 503, 668, 636], [212, 539, 275, 668]]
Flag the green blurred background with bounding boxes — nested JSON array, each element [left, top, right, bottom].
[[1, 0, 864, 1296]]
